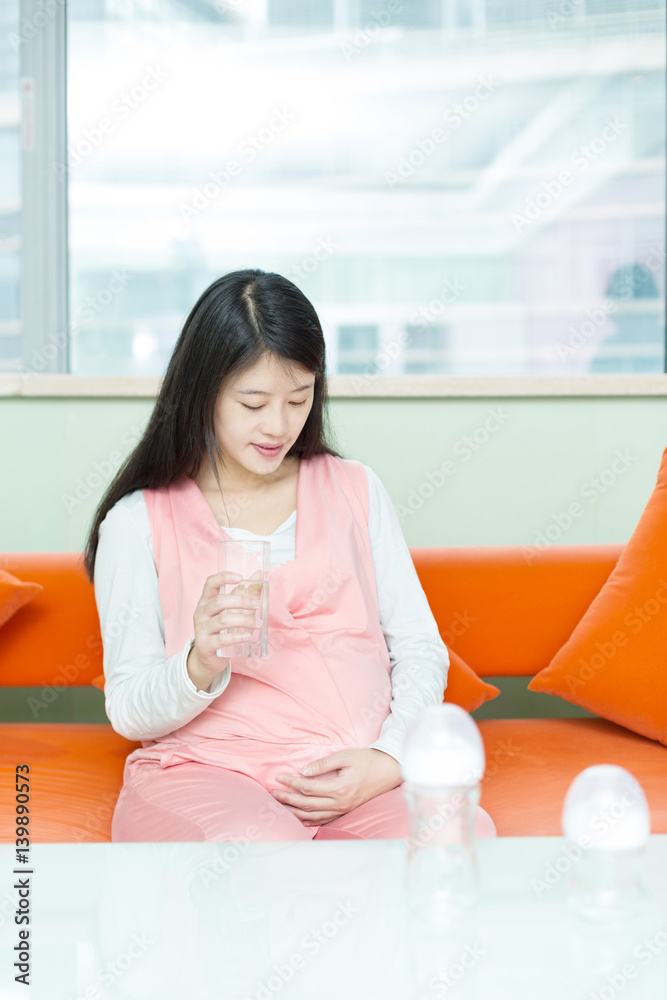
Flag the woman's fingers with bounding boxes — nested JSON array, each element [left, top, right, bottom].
[[284, 807, 342, 824], [214, 589, 255, 616], [196, 580, 262, 638], [200, 570, 244, 601], [192, 571, 264, 669], [271, 790, 338, 811]]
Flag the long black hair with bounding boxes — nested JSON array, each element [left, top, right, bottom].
[[83, 268, 343, 582]]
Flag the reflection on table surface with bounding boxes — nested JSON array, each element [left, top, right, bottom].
[[1, 836, 666, 1000]]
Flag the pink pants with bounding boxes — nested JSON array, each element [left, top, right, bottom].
[[111, 760, 497, 842]]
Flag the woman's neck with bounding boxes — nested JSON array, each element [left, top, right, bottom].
[[194, 455, 296, 496]]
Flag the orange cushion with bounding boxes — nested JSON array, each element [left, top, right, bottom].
[[478, 718, 667, 836], [528, 446, 667, 745], [91, 648, 500, 713], [0, 569, 42, 629], [444, 648, 499, 711]]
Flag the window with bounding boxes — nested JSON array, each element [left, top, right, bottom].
[[337, 324, 379, 373], [4, 0, 665, 378], [0, 0, 20, 369], [268, 0, 335, 29], [403, 324, 450, 374]]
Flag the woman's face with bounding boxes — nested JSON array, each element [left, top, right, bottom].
[[213, 353, 316, 483]]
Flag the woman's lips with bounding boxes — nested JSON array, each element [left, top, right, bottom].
[[253, 443, 283, 456]]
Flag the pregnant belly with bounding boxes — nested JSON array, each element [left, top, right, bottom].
[[152, 642, 393, 755]]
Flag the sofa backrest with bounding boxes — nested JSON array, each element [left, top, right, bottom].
[[410, 544, 623, 677], [0, 545, 623, 687], [2, 553, 102, 686]]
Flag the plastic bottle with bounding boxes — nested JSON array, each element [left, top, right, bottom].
[[401, 703, 486, 920], [563, 764, 652, 921], [400, 704, 487, 999], [562, 764, 665, 998]]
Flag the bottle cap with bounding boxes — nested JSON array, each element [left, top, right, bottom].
[[562, 764, 650, 850], [401, 703, 485, 787]]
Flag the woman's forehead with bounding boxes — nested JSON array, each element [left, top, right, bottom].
[[231, 354, 313, 390]]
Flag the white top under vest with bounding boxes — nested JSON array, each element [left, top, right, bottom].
[[93, 463, 450, 764]]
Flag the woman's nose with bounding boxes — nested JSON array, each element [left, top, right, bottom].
[[259, 406, 289, 436]]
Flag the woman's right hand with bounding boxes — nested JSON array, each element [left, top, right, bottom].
[[187, 570, 263, 687]]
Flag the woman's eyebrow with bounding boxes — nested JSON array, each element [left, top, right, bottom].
[[234, 383, 315, 396]]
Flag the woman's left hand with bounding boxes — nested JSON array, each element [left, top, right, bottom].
[[270, 749, 402, 825]]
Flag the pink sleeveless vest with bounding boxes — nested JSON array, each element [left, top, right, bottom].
[[123, 453, 393, 790]]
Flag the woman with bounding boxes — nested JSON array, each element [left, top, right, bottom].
[[84, 268, 496, 842]]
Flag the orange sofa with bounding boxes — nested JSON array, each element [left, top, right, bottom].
[[1, 547, 665, 842]]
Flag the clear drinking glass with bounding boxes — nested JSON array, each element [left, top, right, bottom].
[[217, 540, 270, 658]]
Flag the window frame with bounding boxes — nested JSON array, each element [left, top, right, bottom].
[[2, 373, 667, 397], [19, 0, 68, 374]]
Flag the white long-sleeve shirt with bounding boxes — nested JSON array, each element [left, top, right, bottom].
[[93, 463, 449, 764]]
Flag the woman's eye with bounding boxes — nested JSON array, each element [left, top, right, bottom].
[[242, 401, 307, 411]]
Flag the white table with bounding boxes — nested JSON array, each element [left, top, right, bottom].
[[1, 836, 666, 1000]]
